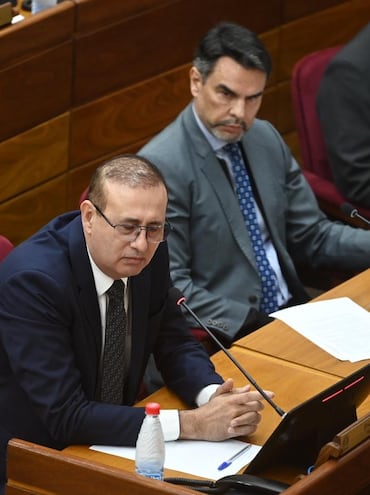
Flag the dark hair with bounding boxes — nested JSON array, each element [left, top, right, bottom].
[[193, 22, 272, 80], [88, 154, 167, 209]]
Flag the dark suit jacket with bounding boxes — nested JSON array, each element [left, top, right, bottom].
[[317, 22, 370, 208], [140, 104, 370, 342], [0, 212, 223, 487]]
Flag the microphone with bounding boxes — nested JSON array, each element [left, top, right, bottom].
[[169, 287, 286, 418], [341, 202, 370, 227]]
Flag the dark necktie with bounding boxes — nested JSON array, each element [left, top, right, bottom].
[[224, 142, 279, 314], [100, 279, 126, 404]]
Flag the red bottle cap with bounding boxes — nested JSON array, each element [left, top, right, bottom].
[[145, 402, 160, 415]]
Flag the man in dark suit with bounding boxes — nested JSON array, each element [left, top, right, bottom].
[[317, 22, 370, 209], [0, 155, 270, 492], [139, 22, 370, 347]]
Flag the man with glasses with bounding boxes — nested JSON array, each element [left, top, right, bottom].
[[0, 154, 271, 493]]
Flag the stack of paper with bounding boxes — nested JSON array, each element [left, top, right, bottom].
[[91, 440, 261, 480], [271, 297, 370, 362]]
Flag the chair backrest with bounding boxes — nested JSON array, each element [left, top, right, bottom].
[[79, 187, 89, 205], [291, 46, 342, 181], [0, 234, 14, 261]]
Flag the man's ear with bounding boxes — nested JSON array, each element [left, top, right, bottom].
[[189, 66, 203, 97], [80, 200, 94, 233]]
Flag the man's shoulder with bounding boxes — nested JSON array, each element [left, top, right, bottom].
[[0, 212, 82, 276], [29, 211, 82, 250], [139, 105, 193, 156], [248, 118, 273, 132], [244, 118, 280, 144]]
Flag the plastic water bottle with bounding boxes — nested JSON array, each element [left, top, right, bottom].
[[32, 0, 57, 14], [135, 402, 165, 480]]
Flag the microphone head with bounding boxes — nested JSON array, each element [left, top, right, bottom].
[[168, 286, 185, 306], [341, 202, 357, 218]]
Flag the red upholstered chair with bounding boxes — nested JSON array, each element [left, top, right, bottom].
[[291, 46, 370, 227], [0, 235, 14, 261], [0, 235, 13, 260], [79, 187, 89, 205]]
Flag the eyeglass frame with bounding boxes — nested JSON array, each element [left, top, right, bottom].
[[91, 202, 171, 244]]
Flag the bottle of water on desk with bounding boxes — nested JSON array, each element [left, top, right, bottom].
[[135, 402, 165, 480], [32, 0, 57, 14]]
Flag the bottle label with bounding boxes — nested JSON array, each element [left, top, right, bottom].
[[145, 473, 163, 480], [135, 468, 163, 480]]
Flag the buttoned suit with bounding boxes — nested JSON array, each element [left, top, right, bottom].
[[140, 104, 370, 342], [0, 212, 223, 489]]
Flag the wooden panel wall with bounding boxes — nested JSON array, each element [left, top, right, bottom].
[[72, 0, 280, 105], [0, 2, 74, 141], [1, 0, 370, 245]]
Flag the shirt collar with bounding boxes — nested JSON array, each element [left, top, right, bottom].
[[87, 248, 127, 296]]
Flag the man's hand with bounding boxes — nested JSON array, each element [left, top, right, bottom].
[[179, 378, 274, 441]]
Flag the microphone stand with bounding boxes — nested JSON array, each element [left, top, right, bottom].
[[174, 292, 286, 418]]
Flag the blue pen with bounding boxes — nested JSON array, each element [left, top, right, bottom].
[[217, 443, 252, 471]]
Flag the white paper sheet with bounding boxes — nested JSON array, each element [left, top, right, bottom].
[[270, 297, 370, 362], [90, 439, 261, 480]]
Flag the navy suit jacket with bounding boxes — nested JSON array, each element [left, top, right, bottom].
[[0, 212, 223, 487]]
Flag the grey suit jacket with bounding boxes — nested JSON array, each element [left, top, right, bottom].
[[317, 22, 370, 208], [140, 104, 370, 342]]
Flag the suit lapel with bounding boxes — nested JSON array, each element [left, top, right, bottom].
[[184, 107, 258, 272], [123, 272, 151, 404], [241, 129, 281, 247], [68, 217, 102, 363]]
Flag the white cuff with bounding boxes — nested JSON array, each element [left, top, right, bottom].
[[159, 409, 180, 441], [195, 384, 219, 406]]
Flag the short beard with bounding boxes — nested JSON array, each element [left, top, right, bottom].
[[211, 119, 248, 142]]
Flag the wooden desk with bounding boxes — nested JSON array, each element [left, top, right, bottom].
[[64, 349, 343, 483], [234, 268, 370, 379], [7, 438, 198, 495], [59, 270, 369, 487]]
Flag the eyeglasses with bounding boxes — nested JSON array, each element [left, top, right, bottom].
[[92, 203, 171, 244]]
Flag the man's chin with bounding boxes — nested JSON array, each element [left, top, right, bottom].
[[212, 127, 245, 142], [119, 260, 148, 277]]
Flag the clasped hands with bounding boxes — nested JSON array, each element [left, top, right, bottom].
[[179, 378, 274, 441]]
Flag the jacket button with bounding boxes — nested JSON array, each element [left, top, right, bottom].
[[249, 295, 258, 304]]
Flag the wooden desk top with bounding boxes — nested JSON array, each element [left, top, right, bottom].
[[64, 349, 343, 482], [64, 270, 369, 483], [234, 268, 370, 378], [16, 0, 30, 16]]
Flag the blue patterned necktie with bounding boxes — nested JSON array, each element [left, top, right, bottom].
[[100, 279, 126, 404], [224, 142, 279, 314]]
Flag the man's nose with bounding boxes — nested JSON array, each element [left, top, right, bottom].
[[130, 228, 149, 248], [230, 98, 246, 120]]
